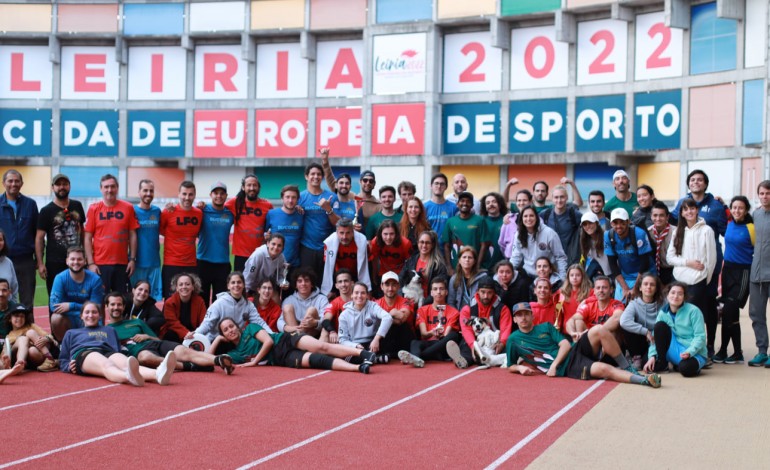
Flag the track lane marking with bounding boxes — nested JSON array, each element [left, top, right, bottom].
[[0, 384, 120, 412]]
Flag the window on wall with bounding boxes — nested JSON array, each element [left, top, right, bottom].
[[377, 0, 432, 23], [690, 2, 737, 75], [743, 80, 764, 145]]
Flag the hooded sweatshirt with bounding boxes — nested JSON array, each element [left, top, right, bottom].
[[620, 297, 662, 336], [666, 218, 716, 285], [338, 300, 393, 347], [511, 225, 568, 281], [447, 271, 488, 310], [750, 206, 770, 283], [195, 292, 272, 342], [278, 287, 330, 332], [243, 245, 286, 292], [648, 302, 707, 359]]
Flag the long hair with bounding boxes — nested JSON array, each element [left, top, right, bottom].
[[639, 272, 664, 305], [400, 197, 430, 239], [479, 192, 508, 217], [235, 174, 260, 224], [516, 206, 539, 248], [560, 264, 592, 303], [375, 219, 402, 248], [417, 230, 445, 280], [453, 246, 480, 290], [579, 221, 604, 259], [673, 198, 698, 256]]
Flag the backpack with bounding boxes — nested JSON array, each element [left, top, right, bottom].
[[608, 224, 658, 275], [541, 204, 581, 266]]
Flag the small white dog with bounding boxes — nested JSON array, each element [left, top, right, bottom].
[[401, 270, 424, 308], [467, 317, 507, 368]]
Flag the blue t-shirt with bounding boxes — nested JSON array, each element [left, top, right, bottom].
[[134, 205, 161, 268], [266, 208, 304, 267], [49, 269, 105, 315], [330, 194, 357, 221], [298, 190, 335, 250], [197, 204, 234, 264], [604, 226, 653, 277], [424, 200, 458, 237]]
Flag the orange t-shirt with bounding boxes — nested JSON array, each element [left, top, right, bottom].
[[375, 296, 415, 330], [256, 300, 281, 331], [369, 237, 412, 276], [85, 200, 139, 265], [576, 298, 625, 329], [416, 304, 460, 340], [225, 197, 274, 257], [160, 205, 202, 267]]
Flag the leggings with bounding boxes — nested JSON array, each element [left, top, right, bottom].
[[653, 322, 705, 377], [719, 264, 750, 355], [410, 330, 460, 362]]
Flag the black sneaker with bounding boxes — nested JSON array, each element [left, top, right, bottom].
[[188, 363, 215, 372], [727, 353, 745, 364], [358, 362, 371, 374], [712, 351, 727, 363], [360, 350, 376, 364]]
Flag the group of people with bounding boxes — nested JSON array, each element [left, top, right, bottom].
[[0, 151, 769, 390]]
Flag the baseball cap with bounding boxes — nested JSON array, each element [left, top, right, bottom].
[[580, 212, 599, 225], [210, 181, 227, 192], [381, 271, 399, 284], [10, 304, 31, 315], [477, 277, 496, 290], [51, 173, 70, 185], [457, 191, 474, 203], [511, 302, 533, 315], [610, 208, 629, 222], [612, 170, 629, 180], [360, 170, 376, 180]]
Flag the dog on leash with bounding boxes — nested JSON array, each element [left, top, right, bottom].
[[401, 270, 424, 308], [466, 317, 507, 368]]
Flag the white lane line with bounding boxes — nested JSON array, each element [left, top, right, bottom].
[[236, 367, 479, 469], [0, 371, 330, 468], [484, 380, 605, 470], [0, 384, 119, 412]]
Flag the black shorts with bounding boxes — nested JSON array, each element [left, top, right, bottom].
[[273, 332, 306, 368], [139, 340, 179, 358], [565, 334, 598, 380], [74, 347, 118, 375]]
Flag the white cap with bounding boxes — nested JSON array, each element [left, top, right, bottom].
[[612, 169, 629, 180], [381, 271, 399, 284], [610, 208, 629, 222], [581, 212, 599, 224]]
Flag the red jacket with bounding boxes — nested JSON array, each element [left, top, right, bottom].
[[460, 292, 512, 348], [160, 292, 207, 340]]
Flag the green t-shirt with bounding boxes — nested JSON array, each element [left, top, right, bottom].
[[227, 323, 283, 365], [365, 211, 402, 239], [481, 215, 505, 270], [107, 318, 158, 357], [604, 194, 638, 218], [505, 323, 571, 377], [441, 214, 485, 268]]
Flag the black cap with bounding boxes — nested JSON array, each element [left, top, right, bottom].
[[458, 191, 474, 203], [477, 277, 496, 291], [360, 170, 375, 180], [10, 304, 31, 314]]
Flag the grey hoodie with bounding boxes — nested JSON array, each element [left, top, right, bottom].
[[620, 297, 662, 336], [338, 300, 393, 347], [195, 292, 272, 342], [751, 207, 770, 283], [278, 287, 330, 332]]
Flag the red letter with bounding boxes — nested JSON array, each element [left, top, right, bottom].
[[203, 53, 238, 92], [10, 53, 41, 91], [524, 37, 555, 79], [74, 54, 107, 92], [276, 50, 289, 91], [325, 48, 362, 90], [151, 54, 164, 93]]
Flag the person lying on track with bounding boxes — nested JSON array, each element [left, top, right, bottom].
[[59, 301, 176, 387], [213, 318, 374, 374]]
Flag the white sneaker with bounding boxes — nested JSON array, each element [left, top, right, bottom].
[[125, 356, 145, 387], [156, 351, 176, 386]]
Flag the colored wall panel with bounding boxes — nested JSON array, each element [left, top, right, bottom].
[[574, 163, 623, 206], [443, 102, 501, 155], [745, 0, 767, 68], [60, 110, 119, 157], [257, 167, 307, 199], [251, 0, 305, 29], [437, 0, 494, 19], [192, 167, 249, 203], [567, 0, 610, 6], [575, 95, 625, 152], [686, 159, 735, 200], [438, 165, 500, 201], [505, 165, 566, 203], [377, 0, 432, 23], [127, 168, 186, 199], [0, 166, 51, 197], [371, 166, 425, 202], [743, 80, 764, 145], [60, 166, 119, 198], [741, 158, 762, 199], [190, 2, 245, 32], [690, 2, 737, 75], [310, 0, 366, 30], [633, 90, 681, 150], [0, 4, 51, 32], [127, 111, 185, 158], [124, 3, 184, 36], [0, 109, 51, 157], [501, 0, 560, 16], [58, 5, 118, 33], [638, 162, 681, 201], [509, 99, 567, 154], [688, 84, 736, 149]]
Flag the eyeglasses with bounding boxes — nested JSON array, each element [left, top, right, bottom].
[[361, 178, 375, 184]]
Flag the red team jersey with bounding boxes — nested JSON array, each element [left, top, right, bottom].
[[416, 304, 460, 341], [160, 205, 202, 266], [225, 198, 274, 257], [369, 237, 412, 276], [323, 296, 349, 330], [374, 296, 415, 330], [85, 200, 139, 265], [575, 298, 625, 329], [257, 300, 282, 331], [334, 242, 358, 274]]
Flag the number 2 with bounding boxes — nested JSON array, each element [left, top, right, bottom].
[[588, 30, 614, 74], [646, 22, 671, 69], [459, 42, 485, 82]]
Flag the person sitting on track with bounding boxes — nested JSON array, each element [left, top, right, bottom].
[[126, 279, 165, 336], [278, 268, 329, 337], [214, 318, 374, 374], [254, 279, 282, 332], [338, 283, 394, 363], [243, 233, 286, 296], [104, 291, 234, 375], [373, 271, 416, 357], [506, 302, 661, 388], [59, 301, 175, 387], [49, 246, 105, 341], [319, 268, 355, 344], [3, 305, 59, 372], [565, 276, 625, 339], [160, 272, 207, 343]]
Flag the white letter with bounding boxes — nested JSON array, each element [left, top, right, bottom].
[[475, 114, 495, 143], [2, 120, 25, 146], [221, 120, 245, 147], [63, 121, 88, 146], [281, 120, 305, 147], [635, 105, 655, 138], [88, 121, 115, 147], [257, 120, 279, 147], [512, 112, 534, 143], [541, 112, 563, 142], [389, 116, 414, 144], [657, 104, 680, 137], [160, 121, 180, 147], [576, 110, 599, 140], [602, 108, 623, 139], [446, 116, 470, 144], [319, 119, 340, 146], [196, 121, 217, 147], [132, 121, 155, 147]]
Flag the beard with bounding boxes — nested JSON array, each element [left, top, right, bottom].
[[69, 266, 84, 274], [55, 189, 70, 200], [246, 191, 258, 201]]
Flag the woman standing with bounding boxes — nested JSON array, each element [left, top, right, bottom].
[[579, 212, 611, 281], [400, 230, 448, 300], [632, 185, 657, 228], [667, 198, 717, 356], [498, 190, 533, 259], [714, 196, 754, 364], [511, 206, 567, 284], [447, 247, 488, 310], [160, 273, 207, 343], [399, 198, 430, 255]]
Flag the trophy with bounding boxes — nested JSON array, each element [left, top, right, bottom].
[[435, 304, 446, 336], [278, 262, 290, 289]]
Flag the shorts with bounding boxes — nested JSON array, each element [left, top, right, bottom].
[[73, 347, 118, 375], [272, 332, 305, 368], [565, 334, 598, 380], [138, 340, 179, 358]]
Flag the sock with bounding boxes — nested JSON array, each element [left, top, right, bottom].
[[630, 374, 646, 385], [613, 354, 630, 369], [182, 361, 194, 371]]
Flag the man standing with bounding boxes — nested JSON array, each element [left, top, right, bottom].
[[320, 148, 381, 227], [649, 201, 675, 284], [84, 174, 139, 294], [365, 186, 402, 239], [132, 179, 162, 300], [541, 185, 583, 266], [225, 174, 273, 273], [299, 163, 336, 277], [265, 185, 304, 272], [479, 192, 507, 270], [441, 192, 484, 272], [605, 208, 654, 302], [329, 172, 357, 222], [160, 181, 202, 298], [588, 190, 612, 231], [198, 182, 234, 304], [50, 247, 105, 340], [446, 173, 481, 214], [36, 173, 85, 296], [604, 170, 637, 215], [748, 180, 770, 367], [425, 173, 458, 237], [531, 181, 554, 213], [320, 218, 370, 295], [0, 170, 38, 307]]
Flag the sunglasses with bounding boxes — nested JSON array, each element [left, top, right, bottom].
[[361, 178, 375, 183]]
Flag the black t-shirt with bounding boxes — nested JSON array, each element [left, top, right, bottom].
[[36, 200, 86, 264]]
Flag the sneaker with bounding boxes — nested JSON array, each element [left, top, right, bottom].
[[446, 341, 468, 369], [36, 358, 59, 372], [358, 362, 371, 374], [359, 350, 376, 365], [214, 354, 234, 375], [155, 351, 175, 386], [703, 358, 713, 369], [125, 356, 145, 387], [748, 353, 768, 367], [646, 373, 662, 389], [624, 364, 640, 375], [397, 350, 425, 368], [726, 353, 744, 364], [712, 351, 727, 363], [375, 354, 390, 364]]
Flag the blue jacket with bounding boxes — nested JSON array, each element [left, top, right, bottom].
[[0, 193, 38, 257]]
